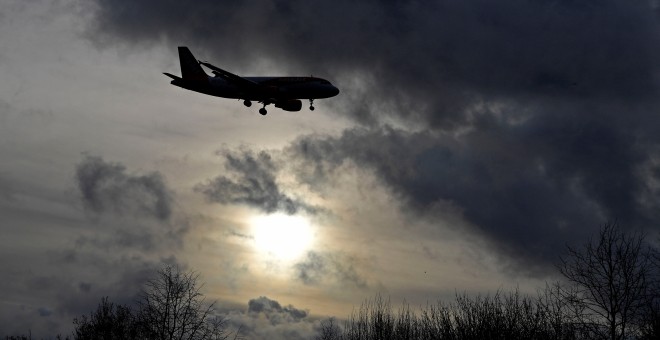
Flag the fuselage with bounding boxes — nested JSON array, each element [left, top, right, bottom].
[[171, 76, 339, 101]]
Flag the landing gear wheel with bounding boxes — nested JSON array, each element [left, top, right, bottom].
[[310, 106, 315, 111], [259, 108, 267, 115], [243, 100, 252, 107]]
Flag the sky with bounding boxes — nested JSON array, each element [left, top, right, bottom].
[[1, 0, 660, 338]]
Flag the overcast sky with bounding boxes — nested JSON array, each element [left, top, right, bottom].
[[2, 0, 660, 338]]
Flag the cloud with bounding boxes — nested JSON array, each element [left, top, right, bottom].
[[287, 124, 660, 270], [1, 254, 181, 338], [0, 152, 188, 336], [86, 0, 660, 127], [78, 282, 92, 293], [0, 173, 16, 202], [247, 296, 308, 322], [294, 251, 368, 288], [37, 307, 52, 317], [194, 148, 318, 215], [220, 296, 319, 340], [75, 154, 173, 220], [73, 154, 189, 254], [84, 0, 660, 271], [35, 155, 195, 335]]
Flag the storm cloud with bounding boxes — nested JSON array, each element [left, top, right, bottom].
[[87, 0, 660, 126], [86, 0, 660, 269], [195, 148, 318, 215], [287, 122, 660, 267]]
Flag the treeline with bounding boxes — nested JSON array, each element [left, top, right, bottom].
[[317, 223, 660, 340], [318, 290, 574, 340]]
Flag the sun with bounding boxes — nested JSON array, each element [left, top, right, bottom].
[[250, 213, 314, 261]]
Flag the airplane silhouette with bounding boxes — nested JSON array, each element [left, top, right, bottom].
[[164, 47, 340, 115]]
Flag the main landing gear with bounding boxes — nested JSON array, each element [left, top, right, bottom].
[[244, 99, 316, 116], [258, 100, 276, 115], [243, 99, 267, 115]]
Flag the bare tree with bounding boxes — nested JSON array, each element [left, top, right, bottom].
[[537, 282, 580, 340], [640, 246, 660, 339], [73, 297, 138, 340], [136, 265, 233, 340], [316, 317, 341, 340], [558, 223, 651, 340]]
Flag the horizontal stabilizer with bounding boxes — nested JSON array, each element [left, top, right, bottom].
[[163, 72, 181, 81]]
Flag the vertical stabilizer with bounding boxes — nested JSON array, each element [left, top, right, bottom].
[[178, 47, 209, 80]]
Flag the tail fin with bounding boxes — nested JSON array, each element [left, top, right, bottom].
[[178, 47, 208, 80]]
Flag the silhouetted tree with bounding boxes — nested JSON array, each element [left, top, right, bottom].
[[316, 317, 341, 340], [136, 265, 232, 340], [73, 297, 138, 340], [639, 246, 660, 339], [315, 224, 660, 340], [536, 282, 580, 340], [329, 291, 577, 340], [558, 223, 652, 340], [72, 265, 238, 340]]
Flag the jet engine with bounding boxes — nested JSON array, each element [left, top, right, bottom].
[[275, 99, 302, 112]]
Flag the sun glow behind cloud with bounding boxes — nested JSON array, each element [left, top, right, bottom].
[[250, 213, 315, 261]]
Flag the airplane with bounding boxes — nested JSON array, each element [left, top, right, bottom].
[[164, 47, 340, 115]]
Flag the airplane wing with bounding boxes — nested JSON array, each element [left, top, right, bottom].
[[198, 61, 260, 89]]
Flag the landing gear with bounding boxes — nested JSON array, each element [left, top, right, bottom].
[[309, 99, 315, 111], [258, 100, 273, 116], [243, 100, 252, 107]]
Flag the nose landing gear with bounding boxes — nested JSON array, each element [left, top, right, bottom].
[[309, 99, 315, 111]]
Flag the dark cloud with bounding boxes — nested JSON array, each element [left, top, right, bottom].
[[221, 296, 317, 340], [75, 155, 173, 220], [0, 253, 182, 338], [46, 252, 183, 317], [86, 0, 660, 271], [294, 251, 368, 288], [37, 307, 52, 317], [45, 156, 192, 335], [73, 155, 188, 255], [288, 123, 660, 270], [78, 282, 92, 293], [87, 0, 660, 127], [247, 296, 308, 322], [194, 148, 318, 215]]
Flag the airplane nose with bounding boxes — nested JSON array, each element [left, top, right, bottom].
[[331, 86, 340, 96]]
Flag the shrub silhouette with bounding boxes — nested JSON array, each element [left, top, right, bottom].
[[317, 223, 659, 340]]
